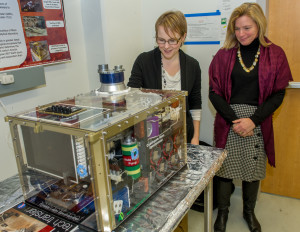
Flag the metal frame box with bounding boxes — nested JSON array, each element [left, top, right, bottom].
[[5, 88, 188, 231]]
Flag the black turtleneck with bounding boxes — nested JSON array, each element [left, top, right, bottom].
[[230, 38, 260, 105], [209, 38, 285, 126]]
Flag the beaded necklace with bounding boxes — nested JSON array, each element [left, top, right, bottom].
[[237, 46, 260, 73], [161, 57, 167, 88]]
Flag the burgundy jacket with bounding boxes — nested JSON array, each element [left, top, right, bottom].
[[209, 38, 293, 167]]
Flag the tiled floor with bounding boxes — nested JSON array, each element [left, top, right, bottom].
[[188, 187, 300, 232]]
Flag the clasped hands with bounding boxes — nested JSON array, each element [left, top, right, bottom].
[[232, 118, 255, 137]]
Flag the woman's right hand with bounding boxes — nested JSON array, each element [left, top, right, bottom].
[[232, 118, 255, 137]]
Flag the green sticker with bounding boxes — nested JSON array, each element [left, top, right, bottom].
[[221, 18, 227, 25], [118, 212, 124, 221]]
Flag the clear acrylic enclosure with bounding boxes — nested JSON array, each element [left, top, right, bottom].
[[5, 88, 187, 232]]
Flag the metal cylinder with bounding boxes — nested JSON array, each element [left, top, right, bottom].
[[98, 64, 126, 92]]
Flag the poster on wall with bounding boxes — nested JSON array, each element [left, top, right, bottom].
[[0, 0, 71, 72], [184, 11, 221, 45]]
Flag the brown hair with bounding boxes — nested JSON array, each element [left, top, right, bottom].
[[223, 2, 271, 49], [155, 10, 187, 41]]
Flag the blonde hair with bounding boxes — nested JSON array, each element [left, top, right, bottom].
[[155, 10, 187, 42], [223, 2, 271, 49]]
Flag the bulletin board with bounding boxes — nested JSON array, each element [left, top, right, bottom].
[[0, 0, 71, 72]]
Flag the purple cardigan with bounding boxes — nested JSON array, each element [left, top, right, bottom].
[[209, 39, 293, 167]]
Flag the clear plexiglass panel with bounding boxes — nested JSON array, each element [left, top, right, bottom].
[[103, 98, 186, 228], [14, 125, 96, 228], [8, 88, 184, 132]]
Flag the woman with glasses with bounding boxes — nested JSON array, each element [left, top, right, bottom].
[[127, 10, 201, 144]]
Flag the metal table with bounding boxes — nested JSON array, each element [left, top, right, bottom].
[[0, 144, 227, 232]]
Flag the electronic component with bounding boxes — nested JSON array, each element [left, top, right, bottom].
[[122, 135, 141, 180], [40, 104, 85, 117], [75, 137, 88, 179]]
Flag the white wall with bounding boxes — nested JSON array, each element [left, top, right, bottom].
[[81, 0, 106, 90], [0, 0, 91, 181], [99, 0, 143, 83], [77, 0, 143, 87]]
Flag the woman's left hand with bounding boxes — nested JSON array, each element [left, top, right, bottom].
[[232, 118, 255, 137]]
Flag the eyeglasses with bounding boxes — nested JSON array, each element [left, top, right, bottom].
[[156, 37, 181, 45]]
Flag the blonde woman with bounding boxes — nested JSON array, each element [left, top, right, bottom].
[[209, 3, 293, 232]]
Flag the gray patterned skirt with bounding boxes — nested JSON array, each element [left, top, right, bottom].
[[216, 104, 267, 182]]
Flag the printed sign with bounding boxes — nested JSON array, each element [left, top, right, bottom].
[[0, 0, 71, 72]]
